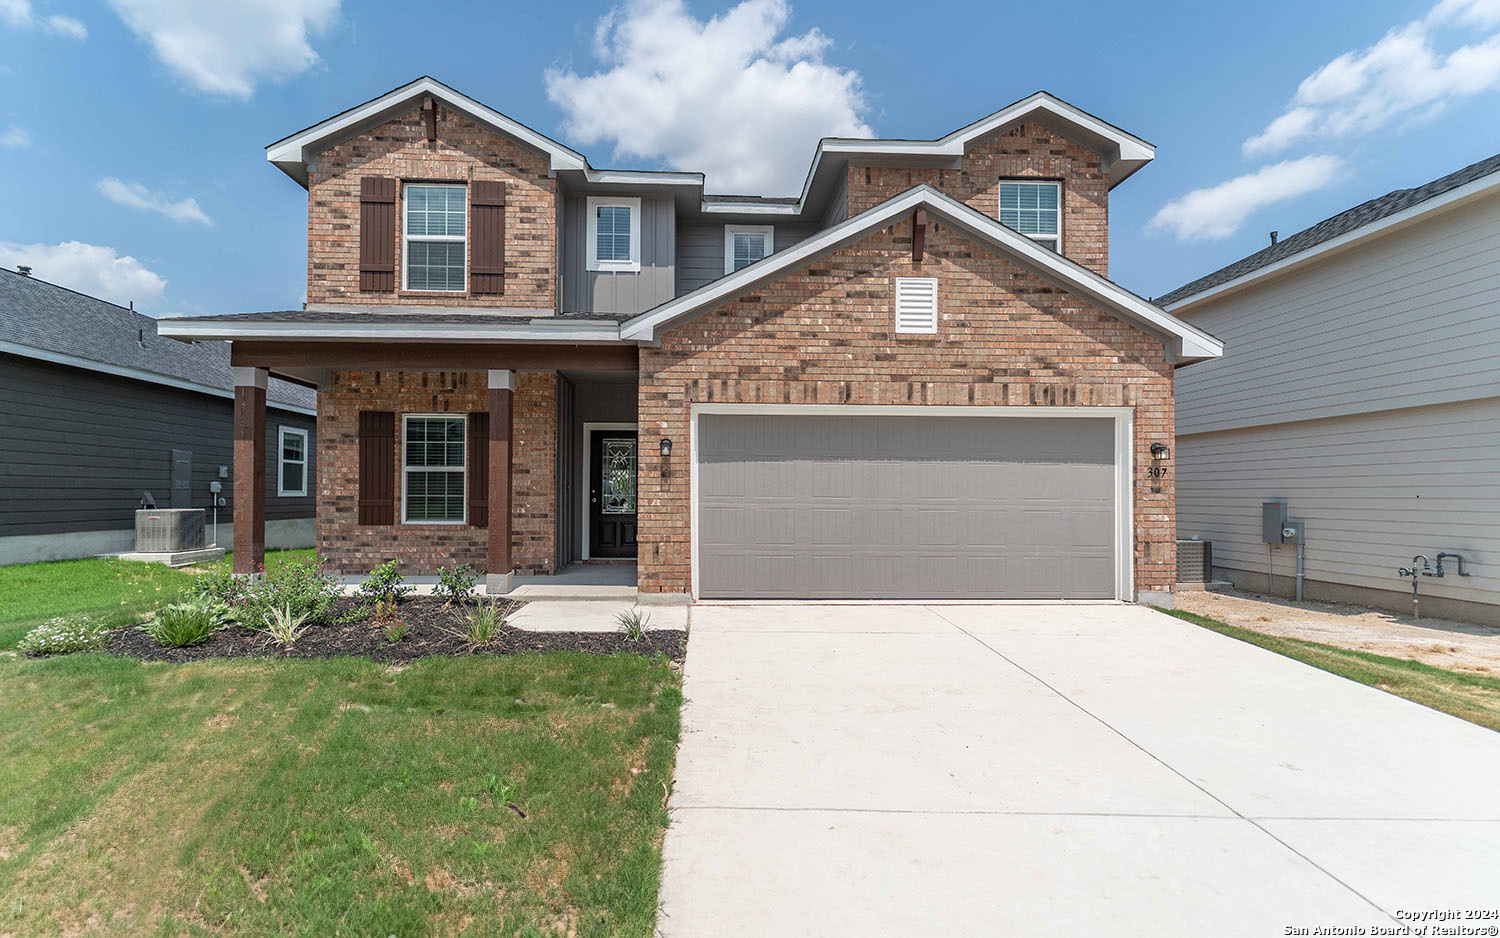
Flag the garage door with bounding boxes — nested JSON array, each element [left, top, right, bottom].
[[696, 413, 1119, 600]]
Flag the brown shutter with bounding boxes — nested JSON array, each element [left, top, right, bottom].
[[357, 410, 395, 525], [359, 177, 397, 292], [469, 180, 506, 295], [468, 412, 489, 527]]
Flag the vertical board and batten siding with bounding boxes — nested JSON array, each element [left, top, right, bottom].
[[0, 354, 315, 536], [560, 193, 676, 314], [674, 223, 818, 295], [1175, 194, 1500, 436]]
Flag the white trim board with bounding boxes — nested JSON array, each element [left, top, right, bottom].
[[687, 403, 1136, 603], [156, 319, 625, 344], [580, 422, 638, 561]]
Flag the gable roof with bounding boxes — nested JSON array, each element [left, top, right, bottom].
[[0, 269, 316, 412], [620, 185, 1222, 363], [1158, 151, 1500, 310]]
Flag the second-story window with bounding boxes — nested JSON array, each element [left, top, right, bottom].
[[586, 196, 641, 272], [724, 225, 773, 273], [404, 183, 467, 292], [998, 180, 1061, 252]]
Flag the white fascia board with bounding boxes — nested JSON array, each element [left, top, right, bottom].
[[621, 185, 1221, 362], [156, 319, 624, 344], [0, 340, 316, 415], [1163, 169, 1500, 313]]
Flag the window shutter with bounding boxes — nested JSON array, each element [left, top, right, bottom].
[[357, 410, 395, 525], [468, 411, 489, 527], [359, 177, 397, 292], [894, 277, 939, 334], [470, 180, 506, 295]]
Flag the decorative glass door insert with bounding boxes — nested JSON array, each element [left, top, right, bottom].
[[601, 438, 637, 514]]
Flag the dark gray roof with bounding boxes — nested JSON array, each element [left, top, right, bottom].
[[1157, 151, 1500, 307], [167, 309, 635, 324], [0, 269, 315, 410]]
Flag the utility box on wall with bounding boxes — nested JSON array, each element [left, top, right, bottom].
[[1262, 500, 1288, 544]]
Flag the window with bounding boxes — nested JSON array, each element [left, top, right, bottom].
[[894, 277, 938, 334], [724, 225, 774, 273], [404, 183, 467, 291], [277, 427, 308, 497], [586, 196, 641, 271], [997, 180, 1061, 251], [402, 415, 465, 523]]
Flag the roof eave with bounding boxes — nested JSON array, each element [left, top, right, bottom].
[[157, 318, 626, 344]]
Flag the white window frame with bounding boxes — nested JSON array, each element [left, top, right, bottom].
[[401, 413, 466, 525], [586, 195, 642, 272], [402, 182, 468, 293], [997, 179, 1062, 253], [276, 426, 309, 497], [723, 224, 775, 274]]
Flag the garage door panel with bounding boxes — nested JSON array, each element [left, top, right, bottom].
[[697, 414, 1119, 600]]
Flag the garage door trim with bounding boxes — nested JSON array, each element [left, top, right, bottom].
[[688, 403, 1135, 601]]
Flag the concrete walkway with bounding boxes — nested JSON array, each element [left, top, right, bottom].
[[656, 603, 1500, 937]]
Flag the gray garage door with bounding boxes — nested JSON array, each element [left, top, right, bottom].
[[697, 413, 1118, 600]]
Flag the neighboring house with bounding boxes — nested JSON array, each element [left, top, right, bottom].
[[0, 268, 318, 565], [1160, 153, 1500, 625], [159, 76, 1221, 603]]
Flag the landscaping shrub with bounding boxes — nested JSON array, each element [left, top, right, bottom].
[[434, 563, 479, 605], [460, 601, 507, 644], [382, 619, 408, 644], [17, 614, 108, 655], [615, 607, 651, 642], [191, 562, 246, 606], [355, 560, 414, 604], [236, 557, 342, 630], [259, 604, 311, 648], [143, 600, 227, 647]]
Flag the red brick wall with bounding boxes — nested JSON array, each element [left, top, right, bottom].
[[846, 123, 1110, 277], [317, 369, 557, 576], [636, 217, 1173, 597], [307, 106, 557, 308]]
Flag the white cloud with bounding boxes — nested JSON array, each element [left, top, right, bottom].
[[0, 240, 167, 307], [1147, 156, 1346, 242], [545, 0, 871, 195], [0, 0, 86, 38], [1245, 0, 1500, 156], [1, 125, 30, 147], [105, 0, 339, 99], [97, 177, 213, 225]]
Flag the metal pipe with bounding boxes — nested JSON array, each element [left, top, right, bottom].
[[1295, 538, 1305, 602]]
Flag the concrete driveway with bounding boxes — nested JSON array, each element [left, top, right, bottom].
[[656, 603, 1500, 937]]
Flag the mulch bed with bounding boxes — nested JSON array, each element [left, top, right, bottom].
[[106, 596, 685, 663]]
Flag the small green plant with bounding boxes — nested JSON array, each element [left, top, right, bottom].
[[434, 563, 479, 605], [356, 560, 414, 604], [382, 619, 408, 644], [260, 603, 311, 648], [143, 600, 227, 648], [615, 607, 651, 642], [235, 556, 341, 630], [17, 614, 108, 655], [192, 562, 246, 606], [371, 597, 399, 621], [459, 600, 508, 645], [478, 773, 515, 802]]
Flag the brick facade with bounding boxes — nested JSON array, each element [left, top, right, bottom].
[[636, 217, 1174, 597], [316, 369, 557, 577], [307, 106, 557, 309], [845, 123, 1110, 277]]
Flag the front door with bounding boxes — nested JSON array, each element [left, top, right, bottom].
[[589, 430, 638, 558]]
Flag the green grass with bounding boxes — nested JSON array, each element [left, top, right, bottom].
[[1164, 609, 1500, 733], [0, 549, 316, 651], [0, 651, 681, 937]]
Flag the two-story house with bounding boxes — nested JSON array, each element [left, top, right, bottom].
[[160, 76, 1221, 604]]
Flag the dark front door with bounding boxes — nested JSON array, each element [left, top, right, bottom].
[[589, 430, 638, 558]]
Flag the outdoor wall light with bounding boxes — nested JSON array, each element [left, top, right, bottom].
[[660, 437, 673, 458], [1150, 442, 1170, 459]]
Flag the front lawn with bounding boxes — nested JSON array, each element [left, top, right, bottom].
[[0, 651, 681, 937], [1165, 609, 1500, 733]]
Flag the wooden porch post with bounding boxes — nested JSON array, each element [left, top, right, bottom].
[[232, 366, 267, 574], [487, 369, 515, 595]]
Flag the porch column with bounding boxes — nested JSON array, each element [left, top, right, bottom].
[[232, 366, 267, 574], [487, 369, 514, 594]]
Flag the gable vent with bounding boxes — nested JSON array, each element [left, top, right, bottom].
[[894, 277, 939, 334]]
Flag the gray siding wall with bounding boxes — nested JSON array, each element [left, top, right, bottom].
[[560, 194, 676, 314], [675, 222, 818, 295], [1174, 193, 1500, 436], [1177, 397, 1499, 608], [0, 353, 316, 538]]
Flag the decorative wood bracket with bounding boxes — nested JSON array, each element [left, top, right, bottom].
[[912, 209, 927, 263], [422, 96, 436, 141]]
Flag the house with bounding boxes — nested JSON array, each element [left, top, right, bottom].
[[158, 76, 1221, 604], [0, 268, 317, 565], [1159, 153, 1500, 625]]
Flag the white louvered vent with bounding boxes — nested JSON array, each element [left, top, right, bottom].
[[894, 277, 939, 334]]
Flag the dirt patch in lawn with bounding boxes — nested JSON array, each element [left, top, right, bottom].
[[1176, 588, 1500, 674], [103, 596, 685, 663]]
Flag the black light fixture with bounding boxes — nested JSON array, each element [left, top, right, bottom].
[[659, 437, 673, 458], [1150, 442, 1170, 459]]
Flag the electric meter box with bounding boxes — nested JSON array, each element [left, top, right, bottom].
[[1262, 500, 1288, 544]]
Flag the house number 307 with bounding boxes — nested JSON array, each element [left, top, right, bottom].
[[1147, 465, 1169, 479]]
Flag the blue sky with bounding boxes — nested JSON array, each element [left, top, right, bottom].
[[4, 0, 1500, 317]]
